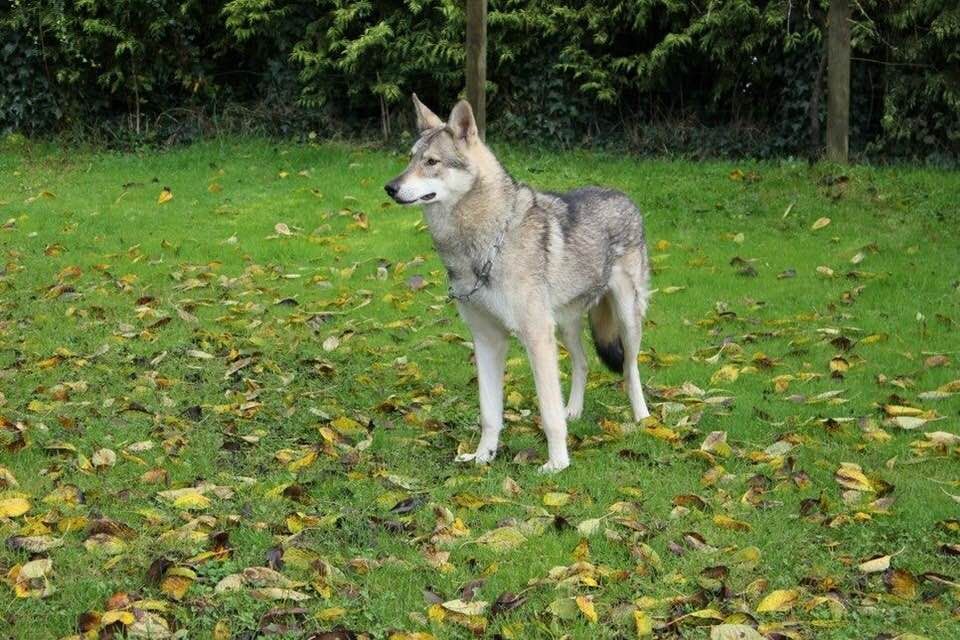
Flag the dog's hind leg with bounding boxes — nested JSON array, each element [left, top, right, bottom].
[[460, 305, 509, 464], [559, 316, 587, 420], [609, 261, 651, 422]]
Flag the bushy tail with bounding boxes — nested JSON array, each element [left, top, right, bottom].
[[589, 293, 623, 373]]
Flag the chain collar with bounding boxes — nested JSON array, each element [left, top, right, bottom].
[[447, 224, 509, 303]]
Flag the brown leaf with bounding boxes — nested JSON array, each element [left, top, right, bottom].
[[884, 568, 918, 599]]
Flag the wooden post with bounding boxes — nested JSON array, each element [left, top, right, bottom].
[[465, 0, 487, 140], [826, 0, 850, 163]]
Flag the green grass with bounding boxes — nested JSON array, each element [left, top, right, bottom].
[[1, 138, 958, 640]]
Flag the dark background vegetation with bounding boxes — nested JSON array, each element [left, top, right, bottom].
[[2, 0, 958, 162]]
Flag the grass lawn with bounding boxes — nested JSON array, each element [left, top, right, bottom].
[[1, 137, 958, 640]]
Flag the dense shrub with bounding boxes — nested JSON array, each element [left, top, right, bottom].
[[1, 0, 957, 161]]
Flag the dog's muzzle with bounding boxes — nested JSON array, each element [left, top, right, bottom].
[[384, 180, 436, 204]]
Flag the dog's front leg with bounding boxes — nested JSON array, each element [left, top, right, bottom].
[[519, 320, 570, 473], [460, 305, 508, 464]]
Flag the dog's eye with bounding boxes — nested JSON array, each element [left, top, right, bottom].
[[425, 158, 440, 166]]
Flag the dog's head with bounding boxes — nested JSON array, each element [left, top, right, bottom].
[[384, 94, 483, 207]]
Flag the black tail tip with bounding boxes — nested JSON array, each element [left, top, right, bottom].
[[595, 337, 624, 373]]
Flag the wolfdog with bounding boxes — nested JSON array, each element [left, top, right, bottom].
[[385, 95, 651, 472]]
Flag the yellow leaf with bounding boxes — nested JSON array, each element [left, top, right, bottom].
[[731, 546, 762, 570], [0, 466, 18, 487], [633, 609, 653, 636], [829, 356, 849, 375], [643, 423, 679, 444], [316, 607, 347, 621], [213, 620, 231, 640], [161, 567, 196, 600], [101, 610, 136, 626], [159, 487, 212, 510], [575, 596, 597, 623], [771, 374, 793, 393], [811, 217, 831, 230], [208, 182, 223, 193], [543, 492, 571, 507], [756, 588, 798, 613], [688, 608, 723, 622], [711, 365, 740, 385], [174, 491, 211, 510], [157, 188, 173, 204], [713, 514, 752, 532], [474, 526, 526, 552], [572, 538, 590, 562], [937, 379, 960, 393], [427, 603, 446, 623], [700, 431, 731, 457], [834, 462, 874, 492], [288, 449, 318, 472], [883, 404, 923, 417], [0, 497, 30, 517]]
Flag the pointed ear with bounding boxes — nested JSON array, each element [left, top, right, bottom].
[[448, 99, 478, 143], [412, 93, 443, 132]]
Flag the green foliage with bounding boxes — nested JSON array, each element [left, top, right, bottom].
[[859, 1, 960, 162], [1, 0, 958, 160], [0, 30, 61, 134]]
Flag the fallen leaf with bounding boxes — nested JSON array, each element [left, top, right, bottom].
[[441, 599, 488, 616], [577, 518, 603, 536], [711, 365, 740, 384], [250, 588, 311, 601], [858, 554, 891, 573], [0, 497, 30, 517], [543, 492, 571, 507], [711, 625, 764, 640], [575, 595, 597, 623], [756, 588, 798, 613], [160, 566, 196, 600], [713, 514, 752, 531], [474, 526, 526, 552], [633, 609, 653, 636], [884, 568, 918, 599], [835, 462, 874, 492]]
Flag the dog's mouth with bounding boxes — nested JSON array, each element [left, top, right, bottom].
[[394, 192, 436, 205]]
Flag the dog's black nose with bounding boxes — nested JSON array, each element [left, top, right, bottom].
[[384, 183, 398, 198]]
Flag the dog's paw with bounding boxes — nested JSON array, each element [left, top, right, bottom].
[[538, 457, 570, 474], [474, 446, 497, 465], [565, 405, 583, 420]]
